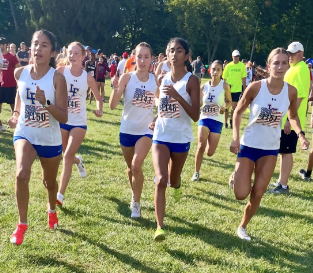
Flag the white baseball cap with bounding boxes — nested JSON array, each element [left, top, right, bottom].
[[232, 50, 240, 56], [287, 42, 304, 53]]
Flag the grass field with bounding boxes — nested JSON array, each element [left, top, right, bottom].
[[0, 78, 313, 272]]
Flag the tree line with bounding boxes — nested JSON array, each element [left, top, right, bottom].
[[0, 0, 312, 65]]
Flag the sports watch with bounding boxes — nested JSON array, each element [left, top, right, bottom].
[[43, 99, 51, 108], [297, 131, 305, 137]]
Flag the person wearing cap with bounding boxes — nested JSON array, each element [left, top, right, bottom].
[[123, 49, 136, 73], [222, 49, 247, 129], [17, 42, 29, 66], [0, 37, 21, 131], [117, 52, 128, 75], [269, 42, 310, 193]]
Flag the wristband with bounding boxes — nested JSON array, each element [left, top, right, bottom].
[[297, 131, 305, 137], [13, 110, 20, 115]]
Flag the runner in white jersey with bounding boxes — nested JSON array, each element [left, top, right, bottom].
[[155, 45, 171, 78], [110, 42, 158, 218], [228, 48, 309, 241], [150, 38, 200, 241], [191, 60, 231, 181], [56, 42, 103, 206], [8, 30, 68, 245]]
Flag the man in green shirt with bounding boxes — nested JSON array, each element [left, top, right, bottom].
[[223, 50, 247, 129], [270, 42, 310, 194]]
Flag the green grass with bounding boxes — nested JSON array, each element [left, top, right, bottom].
[[0, 79, 313, 272]]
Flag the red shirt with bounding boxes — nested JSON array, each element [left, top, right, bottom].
[[110, 63, 117, 77], [1, 52, 19, 87]]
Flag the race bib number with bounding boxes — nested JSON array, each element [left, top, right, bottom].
[[68, 96, 81, 113], [132, 88, 154, 109], [202, 104, 219, 116], [25, 105, 50, 128], [256, 107, 282, 128], [159, 96, 180, 118]]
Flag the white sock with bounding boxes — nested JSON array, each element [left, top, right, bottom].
[[19, 221, 28, 225], [49, 209, 56, 213], [57, 192, 64, 203], [281, 184, 288, 189]]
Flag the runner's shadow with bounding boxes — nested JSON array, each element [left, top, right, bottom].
[[27, 255, 85, 273], [58, 230, 161, 273]]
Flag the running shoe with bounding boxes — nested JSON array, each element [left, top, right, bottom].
[[237, 227, 251, 241], [225, 123, 228, 129], [299, 169, 311, 181], [131, 201, 141, 218], [191, 172, 199, 181], [10, 223, 28, 245], [154, 228, 165, 242], [173, 184, 182, 203], [270, 180, 280, 188], [76, 155, 87, 177], [230, 119, 233, 129], [228, 172, 235, 190], [48, 211, 58, 229], [56, 192, 64, 206], [268, 184, 289, 194], [0, 125, 5, 131]]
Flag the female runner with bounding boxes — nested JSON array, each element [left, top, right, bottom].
[[191, 60, 231, 181], [110, 42, 158, 218], [151, 38, 200, 241], [56, 41, 103, 206], [8, 30, 68, 245], [229, 48, 309, 241]]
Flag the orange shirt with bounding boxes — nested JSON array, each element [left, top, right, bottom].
[[125, 57, 136, 72]]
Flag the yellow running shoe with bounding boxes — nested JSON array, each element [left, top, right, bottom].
[[173, 185, 182, 203], [154, 228, 165, 242]]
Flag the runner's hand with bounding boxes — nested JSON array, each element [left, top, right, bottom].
[[8, 115, 18, 128], [299, 134, 310, 150], [35, 86, 46, 105], [219, 106, 226, 114], [149, 121, 155, 130], [284, 120, 291, 135], [163, 84, 180, 100], [112, 76, 119, 89], [93, 110, 103, 118], [230, 140, 241, 155]]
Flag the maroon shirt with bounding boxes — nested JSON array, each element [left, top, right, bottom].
[[97, 62, 110, 79], [1, 52, 19, 87]]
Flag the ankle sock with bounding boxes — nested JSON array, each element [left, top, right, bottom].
[[281, 184, 288, 189]]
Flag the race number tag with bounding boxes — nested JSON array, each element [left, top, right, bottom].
[[159, 96, 180, 118], [68, 96, 81, 114], [132, 88, 154, 109], [25, 105, 50, 128], [202, 104, 219, 116], [256, 107, 282, 128]]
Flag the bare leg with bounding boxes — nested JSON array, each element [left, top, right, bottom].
[[278, 153, 293, 186], [194, 126, 208, 173]]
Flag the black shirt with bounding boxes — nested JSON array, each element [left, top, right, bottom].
[[17, 51, 29, 66]]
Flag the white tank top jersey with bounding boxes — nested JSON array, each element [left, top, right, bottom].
[[241, 79, 290, 150], [120, 72, 157, 135], [161, 61, 171, 73], [14, 65, 62, 146], [63, 66, 88, 126], [153, 72, 193, 143], [200, 79, 225, 123]]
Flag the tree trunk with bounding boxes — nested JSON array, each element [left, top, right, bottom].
[[9, 0, 18, 31]]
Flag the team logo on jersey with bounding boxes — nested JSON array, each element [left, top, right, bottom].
[[132, 88, 154, 109], [256, 104, 281, 128], [69, 84, 79, 97], [26, 88, 36, 105], [159, 96, 180, 118]]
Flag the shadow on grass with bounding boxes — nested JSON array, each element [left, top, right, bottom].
[[58, 229, 161, 273], [166, 215, 311, 272], [78, 139, 122, 159], [0, 131, 15, 160], [27, 255, 85, 273]]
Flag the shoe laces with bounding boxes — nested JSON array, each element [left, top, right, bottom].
[[14, 224, 27, 234]]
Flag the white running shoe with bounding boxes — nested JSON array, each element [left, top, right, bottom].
[[237, 227, 251, 241], [76, 155, 87, 177], [131, 201, 141, 218], [191, 172, 199, 181], [0, 125, 5, 131], [229, 172, 235, 189]]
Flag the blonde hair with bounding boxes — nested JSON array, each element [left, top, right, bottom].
[[56, 57, 70, 68], [267, 47, 289, 65], [135, 42, 153, 56], [68, 41, 85, 56]]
